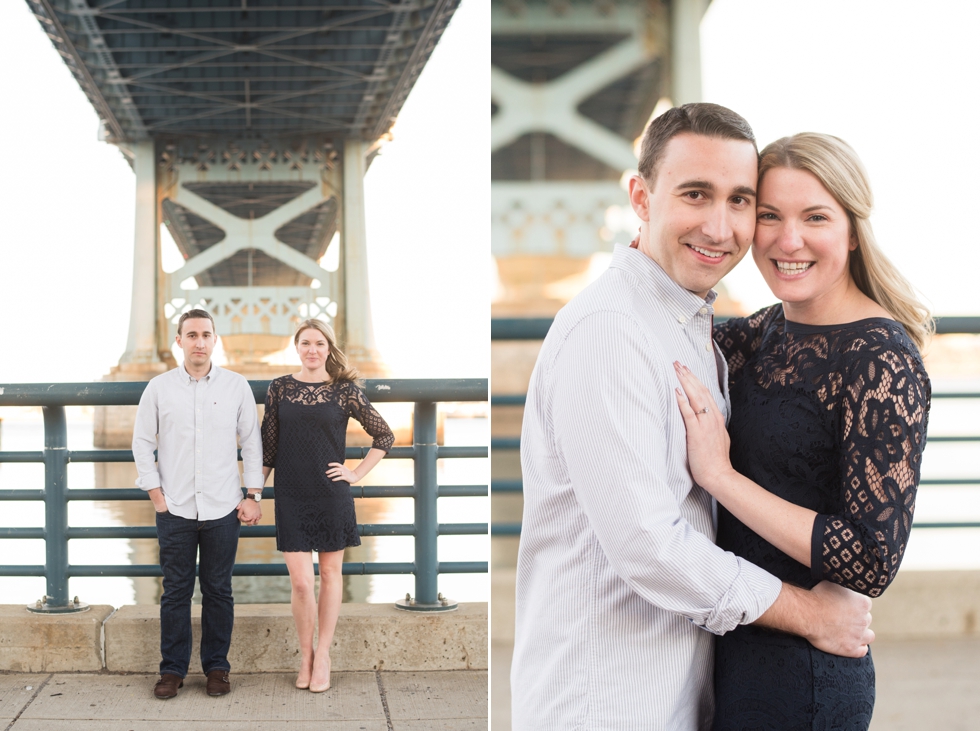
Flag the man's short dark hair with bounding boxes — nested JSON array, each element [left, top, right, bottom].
[[637, 102, 757, 186], [177, 308, 215, 336]]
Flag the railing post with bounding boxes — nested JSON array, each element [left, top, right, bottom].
[[28, 406, 87, 613], [396, 401, 456, 611]]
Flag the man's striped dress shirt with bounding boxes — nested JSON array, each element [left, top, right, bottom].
[[511, 244, 783, 731]]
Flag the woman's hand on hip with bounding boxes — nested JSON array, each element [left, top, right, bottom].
[[326, 462, 358, 483], [673, 361, 735, 492]]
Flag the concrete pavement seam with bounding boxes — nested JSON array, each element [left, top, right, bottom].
[[4, 673, 52, 731], [100, 606, 118, 669], [375, 670, 394, 731]]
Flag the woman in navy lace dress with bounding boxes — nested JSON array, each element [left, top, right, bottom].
[[261, 319, 394, 693], [674, 133, 931, 730]]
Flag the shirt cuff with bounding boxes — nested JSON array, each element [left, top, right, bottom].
[[694, 558, 783, 635], [136, 472, 162, 490], [242, 471, 264, 490]]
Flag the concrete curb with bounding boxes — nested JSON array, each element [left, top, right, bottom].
[[0, 602, 488, 674], [0, 605, 114, 672], [871, 570, 980, 640]]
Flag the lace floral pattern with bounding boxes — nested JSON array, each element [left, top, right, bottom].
[[261, 376, 394, 553], [714, 304, 931, 596], [710, 304, 930, 729]]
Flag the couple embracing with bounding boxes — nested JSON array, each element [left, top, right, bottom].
[[132, 311, 393, 699], [512, 103, 931, 730]]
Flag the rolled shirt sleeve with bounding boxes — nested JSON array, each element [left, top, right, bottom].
[[132, 380, 162, 491], [553, 311, 781, 632]]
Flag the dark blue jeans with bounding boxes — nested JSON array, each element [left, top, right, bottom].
[[156, 507, 240, 678]]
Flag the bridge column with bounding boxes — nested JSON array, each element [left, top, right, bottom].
[[670, 0, 710, 105], [120, 141, 161, 364], [96, 141, 169, 448], [342, 139, 385, 376]]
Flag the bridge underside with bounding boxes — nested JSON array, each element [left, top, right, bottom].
[[29, 0, 450, 142], [28, 0, 459, 368]]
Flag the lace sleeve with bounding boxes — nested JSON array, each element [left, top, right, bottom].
[[713, 305, 779, 377], [347, 383, 395, 453], [261, 378, 281, 468], [812, 341, 931, 597]]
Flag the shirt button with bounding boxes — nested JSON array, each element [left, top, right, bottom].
[[706, 342, 712, 351], [677, 315, 686, 324], [699, 307, 708, 315]]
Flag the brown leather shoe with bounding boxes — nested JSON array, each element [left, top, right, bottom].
[[206, 669, 231, 696], [153, 674, 183, 699]]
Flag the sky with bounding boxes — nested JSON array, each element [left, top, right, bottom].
[[701, 0, 980, 317], [0, 0, 488, 383]]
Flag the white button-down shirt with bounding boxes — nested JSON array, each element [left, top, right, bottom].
[[132, 363, 262, 520], [511, 245, 783, 731]]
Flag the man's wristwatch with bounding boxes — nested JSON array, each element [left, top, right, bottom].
[[246, 492, 262, 503]]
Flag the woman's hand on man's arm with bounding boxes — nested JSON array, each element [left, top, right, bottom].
[[674, 361, 817, 567]]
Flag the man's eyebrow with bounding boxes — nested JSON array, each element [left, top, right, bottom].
[[673, 180, 756, 197], [674, 179, 714, 192]]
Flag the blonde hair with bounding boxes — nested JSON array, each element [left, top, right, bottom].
[[293, 319, 361, 383], [758, 133, 933, 351]]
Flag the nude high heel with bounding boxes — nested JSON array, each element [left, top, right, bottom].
[[296, 653, 313, 689], [309, 656, 331, 693]]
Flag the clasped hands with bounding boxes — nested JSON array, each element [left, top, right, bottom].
[[237, 495, 262, 526]]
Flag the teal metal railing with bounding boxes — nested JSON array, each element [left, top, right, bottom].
[[0, 379, 488, 611], [491, 317, 980, 536]]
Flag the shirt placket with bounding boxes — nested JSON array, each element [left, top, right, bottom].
[[194, 376, 207, 510], [687, 305, 727, 419]]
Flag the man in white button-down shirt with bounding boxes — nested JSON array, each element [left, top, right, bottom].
[[511, 104, 875, 731], [133, 309, 263, 700]]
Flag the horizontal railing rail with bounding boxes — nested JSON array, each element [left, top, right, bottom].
[[491, 316, 980, 537], [0, 378, 488, 611]]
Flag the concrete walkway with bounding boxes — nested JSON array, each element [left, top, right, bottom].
[[492, 639, 980, 730], [0, 670, 487, 730]]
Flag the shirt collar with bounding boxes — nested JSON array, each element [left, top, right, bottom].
[[179, 362, 219, 384], [610, 244, 717, 323]]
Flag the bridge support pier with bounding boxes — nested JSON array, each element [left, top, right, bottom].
[[95, 138, 388, 447], [342, 139, 384, 376], [96, 141, 169, 448], [121, 142, 165, 367]]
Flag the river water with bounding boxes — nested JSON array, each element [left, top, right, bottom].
[[0, 405, 488, 607]]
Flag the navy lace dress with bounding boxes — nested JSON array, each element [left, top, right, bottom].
[[261, 376, 394, 553], [712, 305, 930, 731]]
